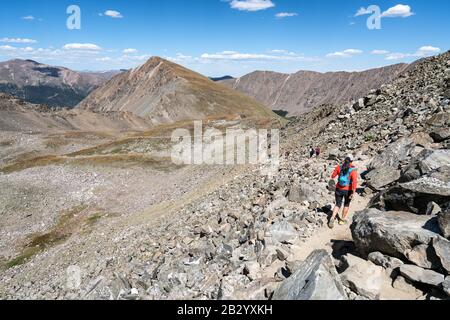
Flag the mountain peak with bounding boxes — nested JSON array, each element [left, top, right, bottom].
[[77, 58, 275, 123]]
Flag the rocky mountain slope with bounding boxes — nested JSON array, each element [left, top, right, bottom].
[[77, 57, 276, 124], [0, 59, 120, 108], [0, 93, 154, 133], [219, 64, 408, 116], [0, 51, 448, 300]]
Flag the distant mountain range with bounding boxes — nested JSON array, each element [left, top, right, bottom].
[[0, 59, 121, 108], [0, 57, 411, 122], [218, 64, 409, 116], [77, 57, 275, 124]]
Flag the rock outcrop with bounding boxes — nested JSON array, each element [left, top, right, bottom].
[[272, 250, 348, 300]]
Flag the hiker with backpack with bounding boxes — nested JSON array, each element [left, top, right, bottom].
[[328, 155, 358, 229]]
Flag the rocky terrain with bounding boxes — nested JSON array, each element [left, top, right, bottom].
[[0, 51, 449, 300], [77, 57, 275, 124], [219, 63, 408, 116], [0, 59, 120, 108]]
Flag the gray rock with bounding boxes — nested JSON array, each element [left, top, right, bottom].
[[443, 277, 450, 297], [430, 128, 450, 143], [366, 166, 401, 190], [272, 250, 348, 300], [406, 244, 441, 270], [426, 202, 442, 216], [340, 254, 384, 300], [351, 209, 441, 260], [243, 261, 262, 281], [392, 275, 421, 295], [401, 149, 450, 183], [427, 112, 450, 127], [217, 243, 233, 258], [432, 237, 450, 274], [288, 182, 320, 203], [368, 252, 404, 269], [379, 167, 450, 214], [267, 221, 298, 244], [328, 149, 340, 160], [218, 275, 251, 300], [399, 264, 445, 287], [368, 138, 415, 171], [438, 211, 450, 239]]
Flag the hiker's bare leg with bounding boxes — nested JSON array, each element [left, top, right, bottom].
[[331, 206, 341, 220], [341, 206, 350, 221]]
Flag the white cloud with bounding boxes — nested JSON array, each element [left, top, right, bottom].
[[326, 49, 363, 58], [275, 12, 298, 18], [123, 48, 138, 54], [354, 7, 372, 17], [385, 46, 441, 60], [63, 43, 102, 51], [417, 46, 440, 55], [0, 45, 17, 51], [0, 37, 37, 44], [121, 54, 150, 61], [229, 0, 275, 12], [381, 4, 414, 18], [371, 50, 390, 55], [103, 10, 123, 19], [199, 50, 318, 62], [21, 15, 35, 20]]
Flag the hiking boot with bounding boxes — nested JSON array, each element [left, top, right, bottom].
[[328, 218, 335, 229], [338, 219, 348, 226]]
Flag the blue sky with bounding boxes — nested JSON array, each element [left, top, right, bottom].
[[0, 0, 448, 77]]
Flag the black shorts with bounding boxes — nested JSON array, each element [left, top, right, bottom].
[[335, 189, 352, 208]]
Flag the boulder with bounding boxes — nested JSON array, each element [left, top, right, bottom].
[[368, 252, 404, 269], [351, 209, 441, 260], [365, 166, 401, 191], [405, 244, 441, 270], [426, 112, 450, 127], [267, 221, 298, 244], [218, 275, 251, 300], [288, 182, 320, 204], [430, 128, 450, 143], [443, 277, 450, 297], [243, 261, 262, 281], [401, 149, 450, 183], [327, 149, 340, 161], [426, 202, 442, 216], [272, 250, 348, 300], [438, 211, 450, 239], [432, 237, 450, 274], [399, 265, 445, 287], [393, 275, 423, 296], [368, 138, 415, 171], [379, 166, 450, 214], [340, 254, 384, 300], [353, 98, 366, 111]]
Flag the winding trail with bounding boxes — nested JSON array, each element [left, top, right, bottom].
[[292, 190, 369, 262]]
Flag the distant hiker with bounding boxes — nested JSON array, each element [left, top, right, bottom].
[[315, 147, 321, 158], [309, 146, 315, 158], [328, 155, 357, 229]]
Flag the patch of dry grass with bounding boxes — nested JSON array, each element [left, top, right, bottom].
[[0, 153, 181, 174], [0, 139, 14, 147], [3, 204, 105, 269]]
